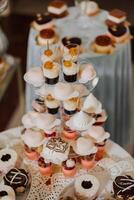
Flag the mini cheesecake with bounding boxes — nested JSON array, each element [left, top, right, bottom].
[[37, 28, 56, 45], [43, 61, 59, 85], [93, 35, 113, 54], [62, 158, 76, 177], [63, 60, 78, 82], [32, 14, 54, 31], [108, 25, 129, 43], [63, 97, 79, 115], [48, 0, 68, 18], [45, 94, 60, 114], [106, 9, 127, 26]]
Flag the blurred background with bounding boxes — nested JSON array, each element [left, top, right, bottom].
[[0, 0, 133, 154]]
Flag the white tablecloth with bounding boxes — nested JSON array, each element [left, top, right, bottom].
[[26, 7, 132, 147]]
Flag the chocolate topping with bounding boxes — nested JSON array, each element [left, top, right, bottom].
[[108, 25, 127, 37], [62, 37, 82, 47], [49, 0, 66, 8], [46, 138, 68, 153], [36, 15, 52, 25], [1, 154, 11, 162], [0, 191, 8, 197], [113, 175, 134, 199], [4, 168, 29, 192], [35, 98, 44, 105], [38, 157, 51, 168], [81, 181, 93, 189], [109, 9, 126, 19], [40, 29, 55, 39], [95, 35, 112, 46]]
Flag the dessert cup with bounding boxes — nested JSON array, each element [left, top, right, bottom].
[[39, 165, 52, 176], [62, 127, 77, 140], [95, 144, 106, 161], [62, 159, 76, 177], [81, 154, 96, 170], [24, 149, 39, 160]]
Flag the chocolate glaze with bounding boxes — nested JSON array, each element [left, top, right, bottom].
[[64, 73, 77, 82], [64, 109, 77, 115], [113, 175, 134, 199], [45, 76, 59, 85], [108, 25, 127, 37], [47, 107, 59, 114], [35, 15, 52, 25], [1, 154, 11, 162], [95, 35, 112, 46], [40, 29, 55, 39], [62, 37, 82, 47]]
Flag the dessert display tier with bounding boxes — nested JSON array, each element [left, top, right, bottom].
[[0, 127, 134, 200], [26, 4, 132, 147]]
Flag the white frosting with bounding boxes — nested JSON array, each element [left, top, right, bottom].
[[73, 84, 89, 98], [74, 174, 100, 199], [63, 99, 78, 111], [82, 126, 110, 143], [66, 111, 95, 131], [22, 111, 61, 131], [0, 185, 15, 200], [33, 20, 54, 31], [72, 137, 97, 156], [82, 93, 102, 114], [0, 148, 17, 174], [86, 1, 99, 15], [108, 15, 126, 24], [63, 61, 79, 75], [66, 159, 75, 168], [38, 35, 55, 45], [48, 5, 67, 15], [45, 98, 60, 109], [53, 82, 79, 101], [79, 64, 96, 83], [22, 129, 45, 148], [24, 67, 45, 87], [43, 62, 60, 79]]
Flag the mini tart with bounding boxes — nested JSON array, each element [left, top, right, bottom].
[[0, 185, 15, 200], [24, 144, 39, 160], [4, 168, 29, 193], [62, 127, 77, 140], [63, 97, 79, 115], [108, 25, 130, 43], [62, 158, 76, 177], [91, 35, 114, 54], [63, 60, 78, 82], [32, 98, 46, 113], [32, 14, 54, 31], [81, 154, 96, 170], [38, 157, 52, 175], [43, 61, 59, 85], [37, 28, 56, 45], [113, 175, 134, 199], [48, 0, 68, 18], [45, 94, 60, 114]]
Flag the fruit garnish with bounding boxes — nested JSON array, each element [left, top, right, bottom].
[[44, 61, 54, 69]]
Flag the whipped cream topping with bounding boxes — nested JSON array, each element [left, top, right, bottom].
[[108, 15, 126, 24], [48, 4, 67, 15], [66, 159, 75, 168], [43, 62, 60, 78]]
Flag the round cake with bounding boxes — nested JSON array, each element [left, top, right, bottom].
[[38, 28, 56, 45], [74, 174, 100, 200]]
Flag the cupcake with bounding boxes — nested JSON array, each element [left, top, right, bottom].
[[0, 148, 17, 174], [63, 97, 79, 115], [53, 82, 79, 101], [48, 0, 68, 18], [108, 24, 130, 43], [106, 9, 127, 26], [82, 126, 110, 161], [113, 175, 134, 200], [73, 84, 89, 98], [32, 13, 54, 31], [21, 129, 45, 160], [38, 157, 52, 176], [72, 137, 97, 169], [74, 174, 100, 200], [37, 28, 56, 45], [92, 35, 114, 54], [63, 60, 79, 82], [66, 111, 95, 131], [79, 63, 96, 84], [80, 1, 100, 16], [62, 158, 76, 177], [62, 126, 77, 140], [42, 61, 60, 85], [24, 67, 45, 87], [45, 94, 60, 114], [0, 185, 15, 200], [4, 168, 30, 193], [32, 98, 46, 113]]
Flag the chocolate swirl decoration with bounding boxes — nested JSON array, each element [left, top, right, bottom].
[[4, 168, 29, 191], [46, 138, 69, 153], [113, 175, 134, 198]]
